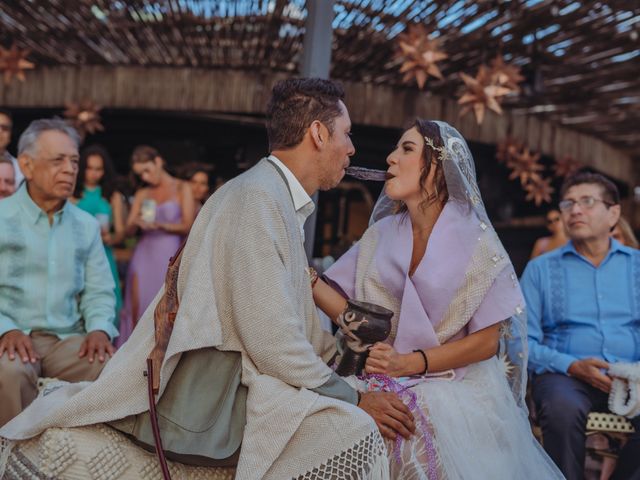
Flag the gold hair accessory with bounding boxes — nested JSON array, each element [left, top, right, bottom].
[[424, 136, 448, 163]]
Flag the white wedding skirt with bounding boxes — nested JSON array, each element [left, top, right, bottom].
[[365, 356, 564, 480]]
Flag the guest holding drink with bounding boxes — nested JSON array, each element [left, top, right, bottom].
[[117, 145, 194, 347], [73, 145, 125, 327]]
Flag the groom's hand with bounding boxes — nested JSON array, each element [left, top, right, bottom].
[[358, 391, 415, 440]]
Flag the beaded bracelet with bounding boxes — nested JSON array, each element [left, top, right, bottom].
[[307, 267, 319, 288]]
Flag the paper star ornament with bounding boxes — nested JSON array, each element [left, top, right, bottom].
[[496, 137, 523, 164], [553, 154, 581, 178], [458, 66, 512, 124], [507, 147, 543, 185], [0, 44, 35, 85], [489, 54, 525, 92], [396, 24, 448, 89], [64, 100, 105, 137], [524, 176, 555, 206]]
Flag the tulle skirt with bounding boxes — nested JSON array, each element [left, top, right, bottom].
[[360, 356, 564, 480]]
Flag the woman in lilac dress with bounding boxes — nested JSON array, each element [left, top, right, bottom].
[[313, 120, 563, 479], [116, 146, 195, 347]]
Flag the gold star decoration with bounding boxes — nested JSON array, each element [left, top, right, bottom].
[[524, 176, 555, 206], [64, 100, 105, 137], [553, 154, 581, 178], [489, 54, 525, 92], [458, 66, 513, 124], [498, 353, 516, 377], [507, 147, 543, 185], [0, 44, 35, 85], [496, 137, 523, 164], [396, 24, 448, 89], [499, 138, 554, 206]]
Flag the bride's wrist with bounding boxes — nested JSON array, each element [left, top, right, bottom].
[[406, 351, 428, 376]]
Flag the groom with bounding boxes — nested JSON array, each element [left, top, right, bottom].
[[1, 78, 413, 479]]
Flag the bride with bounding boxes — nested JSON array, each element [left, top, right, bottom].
[[313, 119, 564, 479]]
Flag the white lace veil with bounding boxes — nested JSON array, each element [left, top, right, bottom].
[[370, 120, 529, 409]]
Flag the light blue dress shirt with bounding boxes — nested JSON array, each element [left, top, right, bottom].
[[521, 239, 640, 375], [0, 184, 118, 340]]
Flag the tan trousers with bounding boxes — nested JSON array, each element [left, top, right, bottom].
[[0, 331, 106, 427]]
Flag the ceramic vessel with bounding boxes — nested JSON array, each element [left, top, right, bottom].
[[335, 299, 393, 377]]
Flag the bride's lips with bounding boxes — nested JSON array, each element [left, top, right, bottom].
[[385, 172, 395, 180]]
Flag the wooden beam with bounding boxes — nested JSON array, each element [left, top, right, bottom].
[[0, 65, 633, 183]]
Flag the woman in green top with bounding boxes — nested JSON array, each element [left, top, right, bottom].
[[73, 145, 125, 327]]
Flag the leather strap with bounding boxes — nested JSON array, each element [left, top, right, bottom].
[[148, 240, 187, 393], [145, 239, 188, 480]]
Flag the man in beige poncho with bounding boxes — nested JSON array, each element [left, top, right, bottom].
[[0, 78, 414, 479]]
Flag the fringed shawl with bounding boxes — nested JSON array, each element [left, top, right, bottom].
[[1, 160, 386, 480], [325, 201, 524, 379]]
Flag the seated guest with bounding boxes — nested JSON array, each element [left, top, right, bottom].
[[530, 208, 567, 258], [0, 119, 118, 427], [521, 172, 640, 480], [73, 145, 126, 327], [612, 215, 639, 249], [0, 153, 16, 198], [0, 108, 24, 187], [185, 163, 212, 211]]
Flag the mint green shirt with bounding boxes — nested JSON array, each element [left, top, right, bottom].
[[0, 184, 118, 340]]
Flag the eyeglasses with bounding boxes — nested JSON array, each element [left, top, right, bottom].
[[558, 196, 613, 212], [0, 124, 11, 132]]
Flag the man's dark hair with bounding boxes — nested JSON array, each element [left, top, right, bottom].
[[266, 78, 345, 151], [0, 108, 12, 124], [560, 171, 620, 205]]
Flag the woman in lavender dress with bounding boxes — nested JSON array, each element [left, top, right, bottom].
[[116, 146, 195, 347], [313, 120, 563, 479]]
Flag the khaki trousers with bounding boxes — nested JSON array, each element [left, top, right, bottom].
[[0, 331, 107, 427]]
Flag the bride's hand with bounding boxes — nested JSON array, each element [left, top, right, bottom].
[[365, 343, 406, 377]]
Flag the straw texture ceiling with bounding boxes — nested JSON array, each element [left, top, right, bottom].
[[1, 0, 638, 157]]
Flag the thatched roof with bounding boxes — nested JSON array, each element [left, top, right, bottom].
[[1, 0, 638, 158]]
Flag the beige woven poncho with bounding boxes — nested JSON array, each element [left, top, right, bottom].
[[0, 159, 388, 480]]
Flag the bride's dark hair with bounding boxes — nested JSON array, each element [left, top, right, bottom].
[[396, 119, 449, 215]]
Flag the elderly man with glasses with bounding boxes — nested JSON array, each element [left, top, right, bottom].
[[521, 171, 640, 480], [0, 118, 117, 427]]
